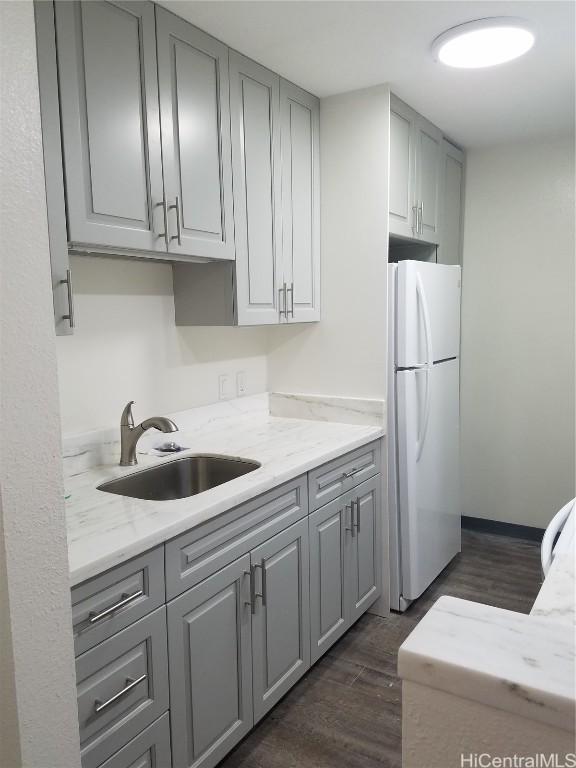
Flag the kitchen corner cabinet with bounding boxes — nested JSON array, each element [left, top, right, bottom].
[[172, 76, 320, 326], [389, 95, 442, 245], [437, 140, 465, 265]]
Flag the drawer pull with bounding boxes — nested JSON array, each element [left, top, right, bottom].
[[94, 674, 147, 714], [89, 590, 144, 624]]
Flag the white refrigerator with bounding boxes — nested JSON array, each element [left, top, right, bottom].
[[388, 260, 461, 611]]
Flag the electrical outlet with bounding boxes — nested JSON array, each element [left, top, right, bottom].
[[218, 374, 231, 401], [236, 371, 247, 397]]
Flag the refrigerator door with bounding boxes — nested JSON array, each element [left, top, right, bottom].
[[396, 358, 461, 601], [396, 260, 461, 367]]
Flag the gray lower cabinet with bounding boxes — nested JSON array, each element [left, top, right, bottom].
[[76, 607, 169, 768], [309, 474, 382, 662], [167, 554, 254, 768], [98, 714, 172, 768], [251, 517, 310, 722]]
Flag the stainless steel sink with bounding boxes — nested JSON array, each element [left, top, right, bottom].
[[97, 454, 261, 501]]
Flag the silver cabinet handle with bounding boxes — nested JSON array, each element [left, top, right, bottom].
[[345, 504, 353, 533], [343, 467, 360, 479], [61, 268, 75, 328], [94, 674, 147, 714], [355, 497, 361, 533], [286, 282, 294, 318], [243, 569, 253, 609], [252, 563, 265, 610], [89, 590, 144, 624], [412, 204, 419, 235], [419, 202, 424, 235], [169, 196, 182, 246], [157, 200, 169, 249], [279, 282, 287, 319]]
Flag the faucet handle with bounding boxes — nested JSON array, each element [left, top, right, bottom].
[[121, 401, 135, 428]]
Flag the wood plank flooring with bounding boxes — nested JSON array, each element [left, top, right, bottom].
[[219, 530, 543, 768]]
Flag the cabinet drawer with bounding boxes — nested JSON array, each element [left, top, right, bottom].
[[76, 607, 169, 768], [98, 713, 171, 768], [72, 548, 165, 656], [165, 476, 308, 600], [308, 441, 381, 511]]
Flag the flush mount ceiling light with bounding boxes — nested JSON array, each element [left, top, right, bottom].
[[432, 18, 535, 69]]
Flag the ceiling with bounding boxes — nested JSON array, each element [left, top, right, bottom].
[[159, 1, 575, 148]]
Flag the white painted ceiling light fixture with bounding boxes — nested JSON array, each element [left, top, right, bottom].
[[432, 18, 535, 68]]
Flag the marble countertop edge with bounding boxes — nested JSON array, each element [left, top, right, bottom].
[[398, 595, 575, 732]]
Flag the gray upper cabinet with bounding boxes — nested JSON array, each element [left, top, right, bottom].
[[389, 97, 418, 240], [156, 8, 235, 261], [438, 140, 465, 265], [389, 95, 444, 246], [251, 518, 310, 722], [280, 80, 321, 323], [414, 116, 442, 245], [168, 554, 253, 768], [230, 52, 282, 324], [55, 1, 165, 254]]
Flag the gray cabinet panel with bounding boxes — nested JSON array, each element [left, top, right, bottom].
[[389, 99, 417, 239], [415, 117, 442, 245], [438, 140, 465, 265], [156, 8, 234, 261], [251, 518, 310, 722], [55, 1, 165, 253], [309, 498, 350, 663], [168, 554, 253, 768], [230, 52, 282, 325], [280, 80, 320, 323], [76, 607, 169, 768], [72, 547, 165, 657], [34, 0, 73, 335], [165, 476, 307, 600], [349, 476, 381, 623], [308, 440, 381, 511], [98, 713, 171, 768]]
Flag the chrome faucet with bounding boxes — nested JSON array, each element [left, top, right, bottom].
[[120, 401, 178, 466]]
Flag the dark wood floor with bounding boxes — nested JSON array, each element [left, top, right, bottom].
[[219, 530, 543, 768]]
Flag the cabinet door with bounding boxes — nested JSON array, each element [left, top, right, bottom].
[[156, 8, 235, 261], [55, 1, 165, 253], [280, 80, 320, 323], [251, 518, 310, 722], [230, 53, 282, 325], [414, 116, 442, 245], [308, 497, 350, 663], [389, 96, 417, 239], [348, 476, 381, 623], [438, 140, 465, 265], [168, 555, 253, 768]]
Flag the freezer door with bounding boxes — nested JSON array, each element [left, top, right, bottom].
[[396, 260, 461, 367], [396, 359, 461, 601]]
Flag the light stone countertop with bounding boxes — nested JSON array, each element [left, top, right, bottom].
[[398, 507, 575, 732], [64, 394, 384, 587]]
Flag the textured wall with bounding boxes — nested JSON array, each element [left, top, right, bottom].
[[460, 137, 575, 528], [0, 3, 81, 766]]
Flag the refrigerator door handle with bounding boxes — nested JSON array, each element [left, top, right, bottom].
[[415, 274, 433, 461]]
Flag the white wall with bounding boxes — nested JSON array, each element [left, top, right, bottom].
[[56, 256, 269, 434], [0, 2, 81, 765], [267, 85, 389, 400], [461, 136, 575, 529]]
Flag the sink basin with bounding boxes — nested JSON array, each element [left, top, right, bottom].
[[97, 454, 261, 501]]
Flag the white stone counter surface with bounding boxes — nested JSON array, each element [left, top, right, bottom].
[[64, 395, 384, 587], [398, 507, 575, 734]]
